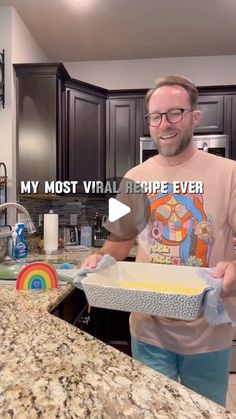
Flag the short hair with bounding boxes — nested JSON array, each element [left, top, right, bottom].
[[145, 75, 199, 110]]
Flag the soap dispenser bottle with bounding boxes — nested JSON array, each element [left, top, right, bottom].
[[14, 223, 28, 259]]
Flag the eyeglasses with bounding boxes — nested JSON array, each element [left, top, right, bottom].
[[145, 108, 194, 127]]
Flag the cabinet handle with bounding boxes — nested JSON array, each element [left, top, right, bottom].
[[79, 315, 90, 325]]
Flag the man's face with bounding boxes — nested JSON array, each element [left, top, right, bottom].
[[148, 85, 201, 157]]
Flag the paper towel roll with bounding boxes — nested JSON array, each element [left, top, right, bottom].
[[44, 212, 58, 252]]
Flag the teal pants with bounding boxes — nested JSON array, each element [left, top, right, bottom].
[[131, 336, 231, 406]]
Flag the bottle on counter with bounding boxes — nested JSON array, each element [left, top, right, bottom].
[[93, 212, 100, 231], [80, 225, 92, 247]]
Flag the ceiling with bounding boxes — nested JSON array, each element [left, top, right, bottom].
[[1, 0, 236, 62]]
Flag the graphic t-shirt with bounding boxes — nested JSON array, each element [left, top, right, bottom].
[[125, 150, 236, 354]]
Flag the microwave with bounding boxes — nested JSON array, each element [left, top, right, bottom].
[[140, 134, 229, 163]]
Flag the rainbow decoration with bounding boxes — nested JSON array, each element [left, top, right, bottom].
[[16, 262, 58, 290]]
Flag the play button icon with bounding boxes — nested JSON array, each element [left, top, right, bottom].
[[108, 197, 131, 222]]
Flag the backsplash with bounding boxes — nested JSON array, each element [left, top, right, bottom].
[[18, 196, 108, 238]]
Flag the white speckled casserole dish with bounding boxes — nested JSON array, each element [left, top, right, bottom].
[[82, 262, 210, 321]]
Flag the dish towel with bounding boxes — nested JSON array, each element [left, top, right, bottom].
[[73, 254, 116, 290], [197, 268, 235, 326]]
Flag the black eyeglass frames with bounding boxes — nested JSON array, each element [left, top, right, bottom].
[[145, 108, 194, 127]]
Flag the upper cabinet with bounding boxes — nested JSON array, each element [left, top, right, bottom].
[[66, 81, 106, 192], [15, 64, 107, 195], [106, 91, 147, 179], [106, 96, 138, 179], [194, 95, 224, 134], [140, 96, 150, 136], [14, 64, 236, 196], [196, 86, 236, 159], [14, 63, 69, 194]]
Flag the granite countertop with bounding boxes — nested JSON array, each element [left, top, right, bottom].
[[27, 245, 137, 265], [0, 284, 235, 418], [27, 247, 96, 266]]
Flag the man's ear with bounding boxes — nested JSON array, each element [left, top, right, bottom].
[[193, 110, 203, 127]]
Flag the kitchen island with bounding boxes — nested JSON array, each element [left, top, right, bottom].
[[0, 284, 235, 418]]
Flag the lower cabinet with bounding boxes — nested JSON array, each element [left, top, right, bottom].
[[51, 288, 131, 356], [51, 288, 88, 324], [88, 307, 131, 356]]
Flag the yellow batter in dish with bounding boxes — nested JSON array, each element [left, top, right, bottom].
[[119, 281, 203, 295]]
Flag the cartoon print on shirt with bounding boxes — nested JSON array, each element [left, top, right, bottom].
[[145, 183, 214, 267]]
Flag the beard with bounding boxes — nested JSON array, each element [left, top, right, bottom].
[[153, 126, 193, 157]]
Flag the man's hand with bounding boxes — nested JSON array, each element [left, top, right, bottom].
[[81, 236, 135, 270], [212, 261, 236, 297], [81, 253, 103, 269]]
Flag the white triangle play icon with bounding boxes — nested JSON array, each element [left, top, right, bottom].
[[108, 198, 131, 222]]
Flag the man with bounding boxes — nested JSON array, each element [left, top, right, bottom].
[[82, 75, 236, 406]]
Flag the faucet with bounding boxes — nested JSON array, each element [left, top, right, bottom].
[[0, 202, 36, 233]]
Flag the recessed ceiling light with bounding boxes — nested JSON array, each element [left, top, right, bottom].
[[66, 0, 95, 8]]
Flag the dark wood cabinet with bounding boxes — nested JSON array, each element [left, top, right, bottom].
[[140, 90, 236, 163], [106, 98, 138, 179], [196, 86, 236, 160], [106, 92, 147, 179], [105, 90, 235, 179], [15, 64, 107, 195], [52, 288, 131, 356], [89, 307, 131, 355], [15, 64, 236, 197], [14, 63, 69, 194], [66, 82, 106, 192], [194, 95, 224, 134], [140, 96, 150, 136], [51, 288, 88, 324]]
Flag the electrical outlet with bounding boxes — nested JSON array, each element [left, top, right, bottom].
[[70, 213, 77, 225], [38, 214, 43, 227]]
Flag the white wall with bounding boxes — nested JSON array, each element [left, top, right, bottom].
[[0, 6, 48, 217], [0, 6, 15, 206], [12, 7, 48, 64], [65, 56, 236, 89]]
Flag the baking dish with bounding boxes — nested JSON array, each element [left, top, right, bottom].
[[82, 262, 210, 321]]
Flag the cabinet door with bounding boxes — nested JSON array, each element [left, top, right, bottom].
[[15, 64, 68, 195], [51, 288, 88, 324], [88, 307, 131, 356], [67, 89, 106, 192], [17, 76, 59, 193], [139, 97, 150, 136], [195, 95, 224, 134], [106, 99, 138, 179]]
